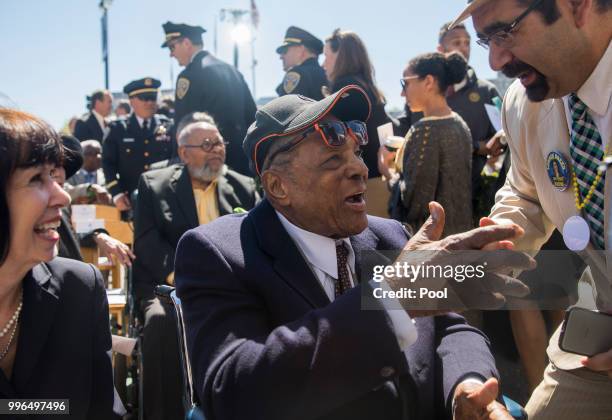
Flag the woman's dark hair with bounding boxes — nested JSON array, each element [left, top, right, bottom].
[[407, 52, 468, 94], [325, 29, 385, 104], [0, 108, 62, 264]]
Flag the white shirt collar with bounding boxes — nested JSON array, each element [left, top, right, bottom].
[[276, 210, 353, 279], [576, 40, 612, 118], [136, 115, 150, 128]]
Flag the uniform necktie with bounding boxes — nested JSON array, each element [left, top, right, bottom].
[[335, 242, 352, 298], [142, 119, 149, 132], [568, 93, 606, 249]]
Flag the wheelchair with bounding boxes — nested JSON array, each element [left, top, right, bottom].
[[155, 285, 205, 420], [153, 285, 526, 420]]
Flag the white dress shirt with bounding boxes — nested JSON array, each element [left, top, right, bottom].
[[135, 116, 151, 130], [276, 211, 418, 351], [562, 40, 612, 148]]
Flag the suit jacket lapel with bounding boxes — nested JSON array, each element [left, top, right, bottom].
[[216, 174, 240, 216], [350, 227, 387, 285], [172, 166, 199, 228], [251, 200, 330, 308], [88, 113, 103, 140], [12, 264, 60, 391]]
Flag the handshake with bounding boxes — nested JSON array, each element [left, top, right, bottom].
[[383, 202, 536, 318]]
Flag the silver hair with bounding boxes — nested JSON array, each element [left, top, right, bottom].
[[81, 139, 102, 153], [177, 112, 216, 145]]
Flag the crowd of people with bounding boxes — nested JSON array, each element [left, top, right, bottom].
[[1, 0, 611, 419]]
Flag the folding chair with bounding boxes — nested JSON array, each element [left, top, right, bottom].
[[155, 285, 205, 420]]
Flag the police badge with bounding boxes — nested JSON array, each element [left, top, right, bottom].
[[176, 77, 190, 99], [283, 71, 301, 94]]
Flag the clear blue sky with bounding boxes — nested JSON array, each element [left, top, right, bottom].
[[0, 0, 497, 129]]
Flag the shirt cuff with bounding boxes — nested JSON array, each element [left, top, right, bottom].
[[369, 279, 418, 351]]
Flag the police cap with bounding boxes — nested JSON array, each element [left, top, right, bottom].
[[161, 21, 206, 48], [276, 26, 323, 55], [123, 77, 161, 100]]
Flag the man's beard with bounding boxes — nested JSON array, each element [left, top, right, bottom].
[[502, 59, 550, 102], [188, 163, 223, 182]]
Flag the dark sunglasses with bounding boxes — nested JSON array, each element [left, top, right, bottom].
[[182, 138, 229, 152], [261, 120, 368, 173]]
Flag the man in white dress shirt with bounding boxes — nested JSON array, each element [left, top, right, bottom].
[[451, 0, 612, 418]]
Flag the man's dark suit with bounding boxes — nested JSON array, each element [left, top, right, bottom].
[[134, 163, 259, 300], [0, 258, 119, 419], [133, 163, 259, 419], [73, 113, 105, 142], [175, 199, 498, 420], [174, 50, 257, 176]]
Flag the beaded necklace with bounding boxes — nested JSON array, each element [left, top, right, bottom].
[[571, 143, 610, 210]]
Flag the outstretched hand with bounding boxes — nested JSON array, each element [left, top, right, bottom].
[[387, 202, 534, 316]]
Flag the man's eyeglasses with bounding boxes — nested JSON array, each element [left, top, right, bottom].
[[476, 0, 544, 49], [400, 76, 420, 90], [183, 138, 229, 152], [260, 120, 369, 173]]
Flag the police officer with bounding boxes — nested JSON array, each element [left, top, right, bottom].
[[276, 26, 327, 100], [162, 21, 257, 176], [102, 77, 173, 211]]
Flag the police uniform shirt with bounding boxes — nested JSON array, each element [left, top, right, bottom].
[[102, 113, 173, 197], [173, 50, 257, 176], [276, 57, 328, 100]]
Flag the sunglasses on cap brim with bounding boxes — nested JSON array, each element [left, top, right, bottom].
[[259, 120, 368, 175]]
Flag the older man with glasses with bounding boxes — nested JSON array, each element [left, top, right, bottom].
[[133, 111, 259, 420], [450, 0, 612, 418]]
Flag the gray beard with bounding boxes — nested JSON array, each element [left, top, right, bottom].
[[188, 163, 223, 182]]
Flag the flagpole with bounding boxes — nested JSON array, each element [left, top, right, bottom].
[[99, 0, 112, 89]]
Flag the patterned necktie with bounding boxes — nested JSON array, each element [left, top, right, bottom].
[[335, 242, 352, 298], [568, 93, 606, 249]]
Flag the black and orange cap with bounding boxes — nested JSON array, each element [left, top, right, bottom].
[[243, 85, 372, 177]]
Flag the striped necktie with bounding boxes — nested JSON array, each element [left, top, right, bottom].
[[568, 93, 606, 249]]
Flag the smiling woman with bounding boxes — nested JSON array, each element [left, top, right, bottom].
[[0, 109, 120, 419]]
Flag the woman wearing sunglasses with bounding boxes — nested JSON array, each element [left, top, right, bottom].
[[393, 52, 473, 236], [323, 29, 392, 218], [0, 109, 119, 418]]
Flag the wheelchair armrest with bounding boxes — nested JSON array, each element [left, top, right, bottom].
[[154, 284, 175, 304]]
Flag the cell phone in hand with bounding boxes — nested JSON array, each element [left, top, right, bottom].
[[559, 307, 612, 356]]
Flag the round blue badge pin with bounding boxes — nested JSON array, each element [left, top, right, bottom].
[[546, 151, 570, 191]]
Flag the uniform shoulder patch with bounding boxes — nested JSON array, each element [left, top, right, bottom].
[[283, 71, 301, 94], [176, 77, 190, 100], [468, 91, 481, 103]]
